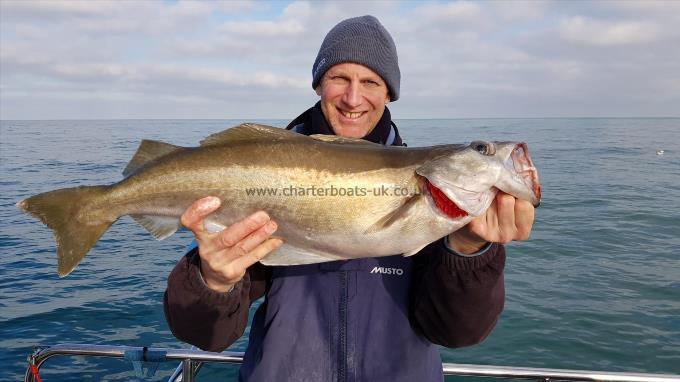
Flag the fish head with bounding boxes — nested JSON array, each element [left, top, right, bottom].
[[416, 141, 541, 219]]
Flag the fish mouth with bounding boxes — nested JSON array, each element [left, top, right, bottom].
[[505, 143, 541, 207], [421, 176, 469, 219]]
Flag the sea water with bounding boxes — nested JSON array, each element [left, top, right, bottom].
[[1, 118, 679, 381]]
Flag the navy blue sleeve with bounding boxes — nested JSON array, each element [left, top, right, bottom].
[[409, 239, 506, 348], [163, 248, 268, 352]]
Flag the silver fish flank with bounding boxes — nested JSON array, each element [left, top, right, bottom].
[[17, 123, 541, 276]]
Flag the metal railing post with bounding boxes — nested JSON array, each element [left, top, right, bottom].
[[181, 359, 194, 382]]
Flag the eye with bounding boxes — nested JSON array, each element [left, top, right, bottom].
[[471, 141, 495, 156], [328, 75, 349, 84]]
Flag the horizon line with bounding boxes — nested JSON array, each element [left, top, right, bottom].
[[2, 116, 679, 122]]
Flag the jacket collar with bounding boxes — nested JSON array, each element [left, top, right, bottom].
[[287, 102, 397, 145]]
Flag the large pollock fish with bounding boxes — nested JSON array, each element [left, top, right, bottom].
[[17, 123, 541, 277]]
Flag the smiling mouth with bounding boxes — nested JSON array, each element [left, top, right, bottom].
[[339, 109, 366, 120], [423, 178, 468, 219]]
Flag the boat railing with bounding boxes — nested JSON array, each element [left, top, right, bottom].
[[25, 343, 680, 382]]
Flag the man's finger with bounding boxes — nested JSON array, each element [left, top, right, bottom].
[[514, 200, 535, 240], [229, 220, 278, 256], [231, 238, 283, 270], [180, 196, 222, 234], [495, 192, 517, 244], [475, 193, 501, 239], [216, 211, 271, 249]]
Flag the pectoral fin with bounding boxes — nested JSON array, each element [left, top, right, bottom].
[[364, 194, 423, 234]]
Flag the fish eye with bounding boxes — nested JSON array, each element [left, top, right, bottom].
[[471, 141, 495, 156]]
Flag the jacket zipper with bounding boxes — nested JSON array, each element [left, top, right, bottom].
[[338, 270, 348, 382]]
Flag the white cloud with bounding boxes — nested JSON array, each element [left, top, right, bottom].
[[415, 1, 482, 23], [559, 16, 660, 46], [603, 0, 680, 16], [1, 0, 679, 119], [0, 0, 121, 17], [219, 19, 305, 37], [491, 0, 548, 21]]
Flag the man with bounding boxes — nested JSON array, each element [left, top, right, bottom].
[[164, 15, 534, 381]]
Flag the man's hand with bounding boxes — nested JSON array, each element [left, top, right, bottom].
[[181, 196, 283, 292], [448, 192, 535, 255]]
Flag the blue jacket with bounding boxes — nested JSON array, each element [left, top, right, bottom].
[[164, 105, 506, 381], [241, 256, 442, 381]]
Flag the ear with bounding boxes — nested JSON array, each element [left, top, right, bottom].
[[315, 85, 322, 96]]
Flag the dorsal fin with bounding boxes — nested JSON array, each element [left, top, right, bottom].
[[123, 139, 184, 177], [200, 123, 302, 146], [310, 134, 380, 146]]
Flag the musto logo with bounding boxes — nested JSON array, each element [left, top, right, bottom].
[[370, 266, 404, 276]]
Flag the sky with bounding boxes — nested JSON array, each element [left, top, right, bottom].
[[1, 0, 679, 120]]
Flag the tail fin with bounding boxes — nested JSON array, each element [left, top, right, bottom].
[[17, 186, 114, 277]]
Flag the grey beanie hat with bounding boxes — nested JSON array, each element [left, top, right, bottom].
[[312, 15, 400, 101]]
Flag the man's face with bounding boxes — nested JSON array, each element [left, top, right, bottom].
[[315, 63, 390, 138]]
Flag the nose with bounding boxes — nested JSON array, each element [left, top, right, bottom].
[[342, 80, 361, 108]]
